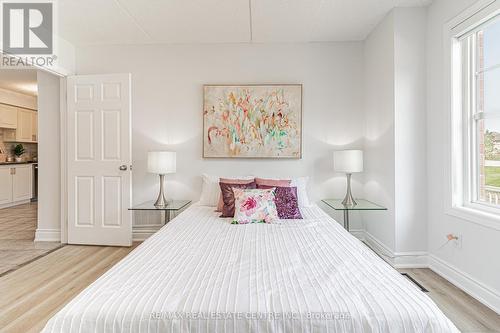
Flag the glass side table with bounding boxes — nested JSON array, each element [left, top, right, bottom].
[[129, 200, 191, 225], [322, 199, 387, 231]]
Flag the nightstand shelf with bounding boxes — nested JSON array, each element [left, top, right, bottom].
[[322, 199, 387, 231], [129, 200, 191, 224]]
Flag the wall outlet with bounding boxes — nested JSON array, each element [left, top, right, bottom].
[[452, 234, 463, 249]]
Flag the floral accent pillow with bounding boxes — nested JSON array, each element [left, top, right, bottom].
[[232, 188, 279, 224]]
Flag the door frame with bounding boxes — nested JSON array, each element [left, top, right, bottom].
[[60, 77, 68, 243]]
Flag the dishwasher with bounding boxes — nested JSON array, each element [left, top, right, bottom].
[[32, 163, 38, 202]]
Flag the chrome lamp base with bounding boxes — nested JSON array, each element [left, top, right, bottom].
[[342, 173, 357, 206], [154, 174, 169, 208]]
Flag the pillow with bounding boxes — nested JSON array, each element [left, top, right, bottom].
[[199, 174, 253, 206], [232, 188, 279, 224], [216, 178, 255, 212], [255, 178, 291, 189], [290, 177, 311, 207], [274, 187, 302, 219], [220, 181, 257, 217], [255, 176, 311, 207]]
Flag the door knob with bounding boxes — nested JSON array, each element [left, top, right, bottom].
[[119, 165, 128, 171]]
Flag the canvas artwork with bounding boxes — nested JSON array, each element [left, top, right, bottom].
[[203, 84, 302, 158]]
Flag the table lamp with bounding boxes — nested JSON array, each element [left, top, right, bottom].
[[148, 151, 176, 208], [334, 150, 363, 206]]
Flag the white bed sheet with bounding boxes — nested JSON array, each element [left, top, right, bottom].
[[43, 204, 459, 333]]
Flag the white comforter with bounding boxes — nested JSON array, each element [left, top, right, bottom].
[[43, 205, 459, 333]]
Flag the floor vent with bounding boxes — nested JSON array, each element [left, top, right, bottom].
[[401, 273, 429, 292]]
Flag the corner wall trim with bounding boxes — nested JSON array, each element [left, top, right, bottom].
[[429, 254, 500, 315], [34, 228, 61, 242]]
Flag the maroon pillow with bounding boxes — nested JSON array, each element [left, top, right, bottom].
[[220, 181, 257, 217], [274, 187, 302, 219]]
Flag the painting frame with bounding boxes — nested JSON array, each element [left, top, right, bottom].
[[202, 84, 303, 159]]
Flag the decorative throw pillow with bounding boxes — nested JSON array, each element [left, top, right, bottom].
[[220, 181, 257, 217], [232, 188, 279, 224], [255, 178, 291, 189], [216, 178, 255, 212], [274, 187, 302, 219]]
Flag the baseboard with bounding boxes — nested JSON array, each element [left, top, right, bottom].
[[132, 226, 161, 241], [360, 230, 428, 268], [347, 229, 500, 315], [429, 254, 500, 315], [34, 228, 61, 242], [0, 199, 32, 209]]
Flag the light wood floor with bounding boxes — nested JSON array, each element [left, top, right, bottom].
[[0, 203, 61, 275], [0, 245, 499, 333]]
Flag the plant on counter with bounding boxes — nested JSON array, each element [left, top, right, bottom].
[[13, 144, 25, 162]]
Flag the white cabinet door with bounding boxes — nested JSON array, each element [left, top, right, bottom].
[[0, 167, 13, 205], [16, 110, 33, 142], [12, 165, 32, 202], [0, 104, 18, 129], [67, 74, 132, 246], [31, 111, 38, 142]]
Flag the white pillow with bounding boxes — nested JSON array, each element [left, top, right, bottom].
[[290, 177, 311, 207], [253, 176, 311, 207], [199, 174, 254, 207]]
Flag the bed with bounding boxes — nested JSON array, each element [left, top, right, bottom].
[[42, 204, 459, 332]]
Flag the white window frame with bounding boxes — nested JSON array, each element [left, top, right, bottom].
[[445, 0, 500, 231]]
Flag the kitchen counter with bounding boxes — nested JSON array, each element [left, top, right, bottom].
[[0, 161, 37, 166]]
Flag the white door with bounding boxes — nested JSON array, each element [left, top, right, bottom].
[[67, 74, 132, 246], [0, 167, 13, 205], [12, 165, 32, 201]]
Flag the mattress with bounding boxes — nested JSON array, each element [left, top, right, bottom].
[[42, 204, 459, 333]]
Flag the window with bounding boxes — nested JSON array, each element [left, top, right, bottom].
[[463, 16, 500, 210], [449, 3, 500, 225]]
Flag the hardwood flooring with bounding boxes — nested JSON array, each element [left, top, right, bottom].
[[400, 268, 500, 333], [0, 244, 498, 332], [0, 244, 137, 333], [0, 203, 61, 275]]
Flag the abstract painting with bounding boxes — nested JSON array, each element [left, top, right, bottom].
[[203, 84, 302, 158]]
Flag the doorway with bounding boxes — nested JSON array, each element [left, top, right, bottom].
[[0, 63, 62, 275]]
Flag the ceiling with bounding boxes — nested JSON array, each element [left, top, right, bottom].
[[57, 0, 432, 46]]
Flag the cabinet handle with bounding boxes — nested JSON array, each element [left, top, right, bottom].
[[10, 168, 15, 175]]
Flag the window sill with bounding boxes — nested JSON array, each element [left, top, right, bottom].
[[446, 205, 500, 231]]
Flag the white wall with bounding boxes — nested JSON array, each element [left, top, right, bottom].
[[427, 0, 500, 313], [363, 8, 428, 264], [35, 70, 61, 242], [363, 12, 396, 251], [394, 7, 427, 254], [75, 43, 365, 228]]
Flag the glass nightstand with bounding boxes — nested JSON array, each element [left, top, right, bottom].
[[129, 200, 191, 224], [322, 199, 387, 231]]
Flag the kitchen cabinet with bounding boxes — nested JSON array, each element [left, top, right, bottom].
[[17, 109, 34, 142], [0, 164, 33, 208], [0, 104, 18, 129], [0, 168, 13, 205], [31, 112, 38, 142], [3, 109, 37, 143], [12, 165, 32, 201]]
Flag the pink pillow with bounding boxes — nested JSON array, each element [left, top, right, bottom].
[[216, 178, 255, 212], [255, 178, 291, 189]]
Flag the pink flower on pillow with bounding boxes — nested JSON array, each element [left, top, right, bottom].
[[243, 197, 257, 211], [232, 188, 279, 224]]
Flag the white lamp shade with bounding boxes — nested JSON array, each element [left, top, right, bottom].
[[148, 151, 176, 174], [334, 150, 363, 173]]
